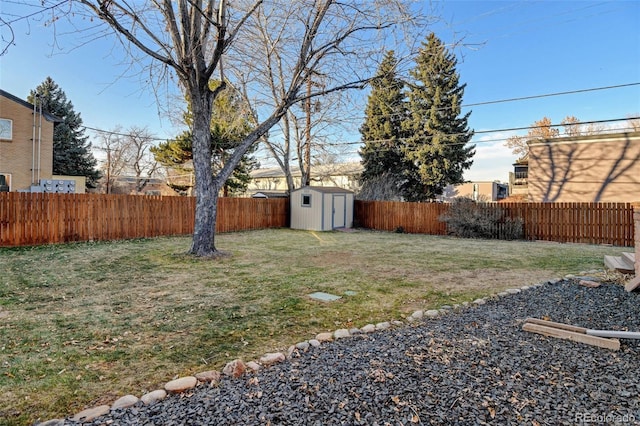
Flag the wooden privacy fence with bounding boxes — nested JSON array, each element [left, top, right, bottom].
[[355, 200, 449, 235], [0, 193, 288, 247], [355, 200, 635, 247]]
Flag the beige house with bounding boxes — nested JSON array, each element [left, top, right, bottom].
[[522, 131, 640, 202], [0, 89, 56, 192], [440, 181, 509, 202], [0, 89, 85, 193], [248, 162, 362, 195]]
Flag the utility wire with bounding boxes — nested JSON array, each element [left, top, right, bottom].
[[462, 83, 640, 108], [83, 84, 639, 143]]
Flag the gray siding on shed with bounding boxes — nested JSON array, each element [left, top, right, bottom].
[[290, 186, 354, 231]]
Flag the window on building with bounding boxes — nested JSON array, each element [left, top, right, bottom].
[[302, 194, 312, 207], [0, 118, 12, 140]]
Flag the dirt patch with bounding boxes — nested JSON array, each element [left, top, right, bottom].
[[428, 269, 557, 293]]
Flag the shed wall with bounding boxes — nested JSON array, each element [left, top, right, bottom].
[[290, 188, 323, 230], [290, 187, 354, 231]]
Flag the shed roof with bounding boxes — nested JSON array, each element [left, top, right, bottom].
[[292, 186, 354, 194]]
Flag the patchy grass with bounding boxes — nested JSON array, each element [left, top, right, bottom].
[[0, 229, 629, 425]]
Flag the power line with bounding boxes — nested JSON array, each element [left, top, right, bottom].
[[325, 116, 639, 148], [316, 82, 640, 124], [462, 83, 640, 108], [82, 82, 639, 141]]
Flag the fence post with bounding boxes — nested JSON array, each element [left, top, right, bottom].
[[634, 202, 640, 276]]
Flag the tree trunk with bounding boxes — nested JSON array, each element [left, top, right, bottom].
[[188, 89, 219, 256]]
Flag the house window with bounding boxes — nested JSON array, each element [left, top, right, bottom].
[[0, 118, 12, 141], [0, 173, 10, 192], [301, 194, 312, 207]]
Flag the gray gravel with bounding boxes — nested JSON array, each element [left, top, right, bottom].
[[64, 280, 640, 425]]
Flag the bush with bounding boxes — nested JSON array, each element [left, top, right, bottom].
[[439, 197, 523, 240]]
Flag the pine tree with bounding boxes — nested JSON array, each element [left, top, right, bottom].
[[28, 77, 100, 188], [403, 33, 475, 201], [152, 81, 258, 196], [358, 50, 408, 200]]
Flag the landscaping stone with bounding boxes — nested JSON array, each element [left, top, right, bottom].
[[410, 310, 424, 320], [308, 339, 321, 347], [140, 389, 166, 405], [111, 395, 139, 410], [246, 361, 261, 372], [360, 324, 376, 333], [38, 419, 64, 426], [392, 320, 404, 327], [497, 292, 509, 297], [315, 332, 333, 342], [375, 321, 390, 331], [425, 309, 440, 318], [349, 328, 362, 335], [333, 329, 350, 339], [295, 341, 310, 351], [71, 405, 110, 422], [164, 376, 197, 393], [286, 345, 296, 358], [223, 360, 246, 378], [260, 352, 286, 366], [195, 370, 221, 384], [473, 298, 486, 305], [505, 288, 521, 294], [578, 279, 601, 288]]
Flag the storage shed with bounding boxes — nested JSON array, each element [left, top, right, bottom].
[[290, 186, 354, 231]]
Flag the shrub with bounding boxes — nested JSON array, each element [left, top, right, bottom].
[[439, 197, 523, 240]]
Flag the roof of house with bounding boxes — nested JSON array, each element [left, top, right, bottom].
[[528, 130, 640, 146], [292, 186, 354, 194], [252, 191, 289, 198], [0, 89, 62, 122], [251, 162, 363, 179]]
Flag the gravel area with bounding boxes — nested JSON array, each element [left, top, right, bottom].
[[62, 280, 640, 425]]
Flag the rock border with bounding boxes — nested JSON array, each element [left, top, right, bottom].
[[40, 275, 586, 425]]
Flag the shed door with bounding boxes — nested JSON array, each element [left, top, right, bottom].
[[332, 195, 346, 228]]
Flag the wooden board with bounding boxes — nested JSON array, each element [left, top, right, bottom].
[[604, 255, 635, 274], [522, 323, 620, 351], [625, 275, 640, 292], [524, 318, 587, 334]]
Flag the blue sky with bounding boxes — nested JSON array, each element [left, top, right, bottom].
[[1, 1, 639, 183]]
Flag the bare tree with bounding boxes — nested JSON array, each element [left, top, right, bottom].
[[228, 2, 422, 194], [127, 126, 159, 193], [95, 126, 159, 194], [96, 127, 130, 194], [505, 117, 559, 157], [9, 1, 421, 256], [561, 115, 605, 137]]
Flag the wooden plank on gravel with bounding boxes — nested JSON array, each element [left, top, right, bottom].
[[522, 323, 620, 351], [524, 318, 587, 334], [625, 275, 640, 292]]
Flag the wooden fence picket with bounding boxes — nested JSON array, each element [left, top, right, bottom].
[[354, 200, 634, 247], [0, 193, 288, 247]]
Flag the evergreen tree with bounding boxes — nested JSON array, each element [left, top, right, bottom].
[[403, 33, 475, 201], [28, 77, 100, 188], [152, 81, 258, 196], [358, 50, 409, 200]]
